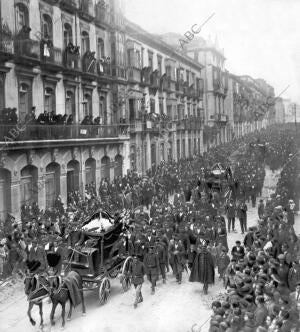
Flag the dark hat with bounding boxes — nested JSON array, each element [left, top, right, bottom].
[[26, 260, 41, 273], [47, 252, 61, 268]]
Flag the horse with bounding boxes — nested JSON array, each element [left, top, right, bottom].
[[48, 271, 86, 328], [24, 273, 49, 327]]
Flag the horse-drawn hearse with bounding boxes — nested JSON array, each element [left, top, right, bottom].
[[24, 209, 133, 328], [63, 209, 133, 305]]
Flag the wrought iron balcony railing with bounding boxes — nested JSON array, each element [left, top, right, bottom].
[[0, 124, 129, 144], [14, 38, 40, 61]]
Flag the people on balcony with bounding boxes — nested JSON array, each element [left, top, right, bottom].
[[0, 108, 18, 125]]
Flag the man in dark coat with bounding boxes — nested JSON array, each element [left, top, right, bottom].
[[130, 254, 146, 309], [169, 237, 185, 284], [155, 239, 167, 284], [189, 241, 215, 294], [143, 246, 160, 294], [225, 199, 236, 232]]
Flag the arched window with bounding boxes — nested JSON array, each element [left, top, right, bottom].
[[81, 31, 90, 54], [63, 23, 73, 48], [15, 3, 29, 32], [97, 38, 105, 59], [42, 14, 53, 40]]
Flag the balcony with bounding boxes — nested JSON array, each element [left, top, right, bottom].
[[213, 79, 225, 95], [97, 60, 112, 79], [63, 44, 81, 71], [0, 124, 129, 149], [176, 80, 184, 94], [0, 22, 14, 62], [60, 0, 79, 14], [150, 70, 160, 90], [129, 120, 143, 133], [14, 37, 40, 66], [82, 51, 97, 78], [112, 65, 126, 80], [141, 67, 151, 86], [95, 2, 113, 28], [78, 0, 95, 22], [210, 113, 228, 125], [40, 42, 63, 71], [128, 66, 141, 83], [143, 120, 159, 134]]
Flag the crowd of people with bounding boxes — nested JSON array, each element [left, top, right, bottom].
[[0, 125, 299, 332]]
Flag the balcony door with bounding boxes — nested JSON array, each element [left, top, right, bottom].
[[20, 165, 38, 206], [101, 156, 110, 181], [18, 81, 32, 122], [45, 162, 60, 208], [67, 160, 80, 194], [44, 87, 56, 114], [65, 89, 75, 118], [63, 23, 73, 49]]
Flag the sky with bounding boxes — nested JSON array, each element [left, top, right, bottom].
[[123, 0, 300, 104]]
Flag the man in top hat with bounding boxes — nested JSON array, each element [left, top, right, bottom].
[[129, 254, 145, 309], [143, 245, 160, 294]]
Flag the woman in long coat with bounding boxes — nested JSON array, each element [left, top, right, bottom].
[[189, 241, 215, 294]]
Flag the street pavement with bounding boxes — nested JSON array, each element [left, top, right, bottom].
[[0, 167, 298, 332]]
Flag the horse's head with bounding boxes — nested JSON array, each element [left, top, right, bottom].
[[47, 274, 61, 297], [24, 274, 35, 296], [24, 274, 49, 301]]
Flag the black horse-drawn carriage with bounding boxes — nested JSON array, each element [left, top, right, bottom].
[[63, 210, 132, 305]]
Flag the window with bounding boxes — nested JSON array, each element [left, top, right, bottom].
[[44, 87, 55, 114], [81, 31, 90, 54], [159, 99, 164, 116], [42, 14, 53, 40], [157, 56, 162, 75], [150, 98, 155, 113], [135, 50, 141, 68], [18, 81, 32, 122], [97, 38, 105, 59], [0, 75, 4, 111], [16, 3, 29, 32], [65, 90, 75, 118], [186, 70, 190, 84], [148, 52, 153, 69], [63, 23, 73, 48], [83, 92, 92, 117], [167, 105, 172, 119], [99, 94, 107, 124]]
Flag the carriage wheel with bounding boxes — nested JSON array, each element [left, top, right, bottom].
[[121, 256, 132, 292], [98, 278, 111, 305]]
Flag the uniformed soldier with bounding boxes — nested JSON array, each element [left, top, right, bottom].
[[130, 254, 146, 309]]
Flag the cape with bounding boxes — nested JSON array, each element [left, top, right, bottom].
[[189, 250, 215, 284]]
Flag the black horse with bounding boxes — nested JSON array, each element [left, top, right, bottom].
[[48, 271, 86, 328], [24, 273, 49, 327]]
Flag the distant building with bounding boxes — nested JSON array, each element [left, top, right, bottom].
[[274, 98, 285, 123]]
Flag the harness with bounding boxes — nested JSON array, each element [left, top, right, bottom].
[[27, 274, 49, 303]]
